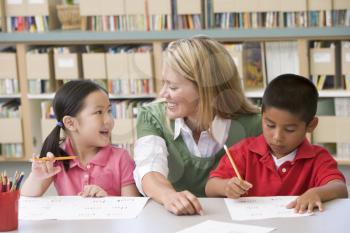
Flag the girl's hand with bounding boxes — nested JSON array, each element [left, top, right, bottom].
[[79, 185, 107, 197], [286, 188, 323, 213], [31, 152, 61, 180], [225, 177, 252, 199], [162, 190, 203, 216]]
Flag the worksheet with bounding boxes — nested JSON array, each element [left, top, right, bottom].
[[225, 196, 313, 221], [19, 196, 149, 220], [176, 220, 275, 233]]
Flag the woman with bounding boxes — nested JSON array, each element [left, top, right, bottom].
[[133, 36, 261, 215]]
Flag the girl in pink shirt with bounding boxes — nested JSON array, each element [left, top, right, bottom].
[[21, 80, 139, 197]]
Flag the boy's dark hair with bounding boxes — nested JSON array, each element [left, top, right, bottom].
[[262, 74, 318, 124], [40, 80, 108, 170]]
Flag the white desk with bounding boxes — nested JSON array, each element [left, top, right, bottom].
[[16, 198, 349, 233]]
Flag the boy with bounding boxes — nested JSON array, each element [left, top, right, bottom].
[[205, 74, 348, 213]]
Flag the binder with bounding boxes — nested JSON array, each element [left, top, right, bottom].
[[342, 45, 350, 75], [125, 0, 145, 15], [280, 0, 307, 12], [26, 53, 50, 80], [127, 52, 153, 80], [310, 48, 336, 75], [0, 118, 23, 143], [82, 53, 107, 80], [0, 53, 17, 79], [54, 53, 81, 80], [106, 53, 129, 80], [308, 0, 332, 11], [176, 0, 201, 15], [313, 116, 350, 143], [147, 0, 171, 15], [333, 0, 350, 10], [79, 0, 125, 16]]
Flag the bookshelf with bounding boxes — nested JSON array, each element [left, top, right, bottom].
[[0, 27, 349, 164]]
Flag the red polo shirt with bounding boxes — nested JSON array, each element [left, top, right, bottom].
[[209, 135, 345, 196]]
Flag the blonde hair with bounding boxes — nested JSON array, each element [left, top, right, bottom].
[[164, 36, 258, 131]]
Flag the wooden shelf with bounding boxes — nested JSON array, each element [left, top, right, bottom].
[[318, 90, 350, 98], [336, 159, 350, 165], [246, 90, 350, 98], [0, 27, 349, 44], [1, 26, 350, 164], [0, 94, 21, 99], [0, 156, 30, 162], [28, 93, 157, 100]]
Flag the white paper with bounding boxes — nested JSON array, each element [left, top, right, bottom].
[[225, 196, 313, 221], [19, 196, 149, 220], [313, 52, 331, 63], [58, 58, 74, 68], [7, 0, 22, 4], [176, 220, 275, 233]]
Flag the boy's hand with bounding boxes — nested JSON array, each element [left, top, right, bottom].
[[286, 188, 323, 213], [79, 185, 107, 197], [225, 177, 252, 199], [31, 152, 61, 180]]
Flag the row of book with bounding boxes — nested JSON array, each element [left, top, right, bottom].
[[0, 100, 23, 158], [21, 45, 155, 95], [4, 0, 349, 32], [0, 79, 18, 95], [6, 15, 49, 32], [83, 0, 350, 31], [2, 40, 350, 97], [225, 40, 350, 91], [310, 41, 350, 91]]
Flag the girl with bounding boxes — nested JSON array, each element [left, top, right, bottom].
[[21, 80, 139, 197]]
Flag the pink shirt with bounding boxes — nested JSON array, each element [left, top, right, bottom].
[[54, 139, 135, 196]]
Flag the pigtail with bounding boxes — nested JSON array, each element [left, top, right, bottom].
[[40, 124, 69, 170]]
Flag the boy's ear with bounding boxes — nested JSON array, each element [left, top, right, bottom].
[[306, 117, 318, 133], [62, 116, 77, 131]]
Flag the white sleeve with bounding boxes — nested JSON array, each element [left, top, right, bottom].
[[133, 135, 169, 196]]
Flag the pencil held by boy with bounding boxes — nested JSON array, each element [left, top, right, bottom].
[[21, 80, 139, 198], [205, 74, 348, 213]]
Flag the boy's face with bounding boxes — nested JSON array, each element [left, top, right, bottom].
[[262, 107, 317, 158]]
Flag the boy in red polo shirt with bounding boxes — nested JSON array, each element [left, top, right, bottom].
[[206, 74, 348, 213]]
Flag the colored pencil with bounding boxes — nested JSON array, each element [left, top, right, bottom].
[[223, 145, 242, 180], [33, 156, 77, 162]]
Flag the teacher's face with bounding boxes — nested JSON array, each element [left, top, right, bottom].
[[160, 66, 199, 120]]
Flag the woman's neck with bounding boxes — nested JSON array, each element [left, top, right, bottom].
[[185, 116, 203, 143]]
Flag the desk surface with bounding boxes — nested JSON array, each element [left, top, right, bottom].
[[16, 198, 349, 233]]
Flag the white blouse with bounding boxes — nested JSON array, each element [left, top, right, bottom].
[[133, 116, 231, 195]]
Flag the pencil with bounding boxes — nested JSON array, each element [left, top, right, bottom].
[[223, 145, 242, 180], [33, 156, 77, 162]]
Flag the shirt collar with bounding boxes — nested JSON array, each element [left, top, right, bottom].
[[63, 138, 112, 168], [173, 116, 231, 144], [248, 134, 316, 160]]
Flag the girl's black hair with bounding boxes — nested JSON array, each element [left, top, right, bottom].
[[40, 80, 108, 170]]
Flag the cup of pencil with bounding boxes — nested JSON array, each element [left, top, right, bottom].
[[0, 171, 24, 232]]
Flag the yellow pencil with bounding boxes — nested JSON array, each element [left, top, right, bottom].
[[33, 156, 77, 162], [223, 145, 242, 180]]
